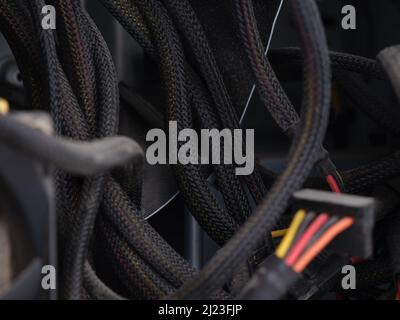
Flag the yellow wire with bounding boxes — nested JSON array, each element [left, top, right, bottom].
[[0, 98, 9, 115], [271, 229, 288, 238], [275, 209, 306, 259]]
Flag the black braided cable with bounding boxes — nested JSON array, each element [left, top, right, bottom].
[[269, 47, 385, 80], [171, 0, 332, 299]]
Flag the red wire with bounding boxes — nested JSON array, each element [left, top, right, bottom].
[[293, 217, 354, 273], [326, 175, 341, 193], [285, 213, 330, 266], [396, 279, 400, 300]]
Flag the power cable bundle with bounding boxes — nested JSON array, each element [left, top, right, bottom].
[[0, 0, 400, 300]]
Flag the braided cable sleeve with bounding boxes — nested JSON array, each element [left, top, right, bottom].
[[78, 11, 119, 136], [335, 71, 400, 136], [0, 0, 189, 299], [162, 0, 266, 220], [378, 45, 400, 102], [268, 48, 395, 141], [269, 47, 385, 80], [98, 218, 176, 299], [341, 151, 400, 195], [20, 0, 88, 252], [101, 0, 265, 214], [269, 46, 400, 184], [235, 0, 299, 132], [4, 0, 396, 300], [24, 0, 100, 139], [262, 155, 400, 197], [187, 55, 264, 225], [22, 0, 89, 140], [26, 0, 120, 299], [171, 0, 332, 299], [134, 0, 243, 245], [69, 2, 199, 296], [167, 28, 255, 231], [53, 61, 91, 139], [161, 0, 240, 129], [179, 66, 249, 227], [97, 0, 155, 56], [25, 0, 67, 133], [83, 262, 125, 300], [102, 178, 197, 288], [188, 74, 253, 226], [99, 201, 230, 299], [56, 0, 126, 299], [55, 0, 98, 137], [372, 183, 400, 222], [0, 1, 46, 110], [235, 0, 338, 189], [74, 11, 131, 299], [99, 0, 258, 235], [63, 175, 105, 299], [73, 2, 180, 298]]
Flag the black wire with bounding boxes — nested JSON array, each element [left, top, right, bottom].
[[170, 0, 332, 299], [83, 262, 125, 300], [288, 212, 317, 252], [104, 0, 269, 239], [161, 0, 266, 226], [269, 47, 385, 80], [0, 116, 142, 175], [0, 0, 395, 300], [235, 0, 300, 133], [235, 0, 339, 194], [303, 216, 340, 254]]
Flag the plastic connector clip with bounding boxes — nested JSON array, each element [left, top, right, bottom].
[[239, 255, 301, 300], [293, 189, 376, 258]]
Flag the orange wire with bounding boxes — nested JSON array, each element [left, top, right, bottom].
[[293, 217, 355, 273]]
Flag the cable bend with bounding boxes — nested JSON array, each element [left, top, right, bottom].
[[0, 115, 143, 175]]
